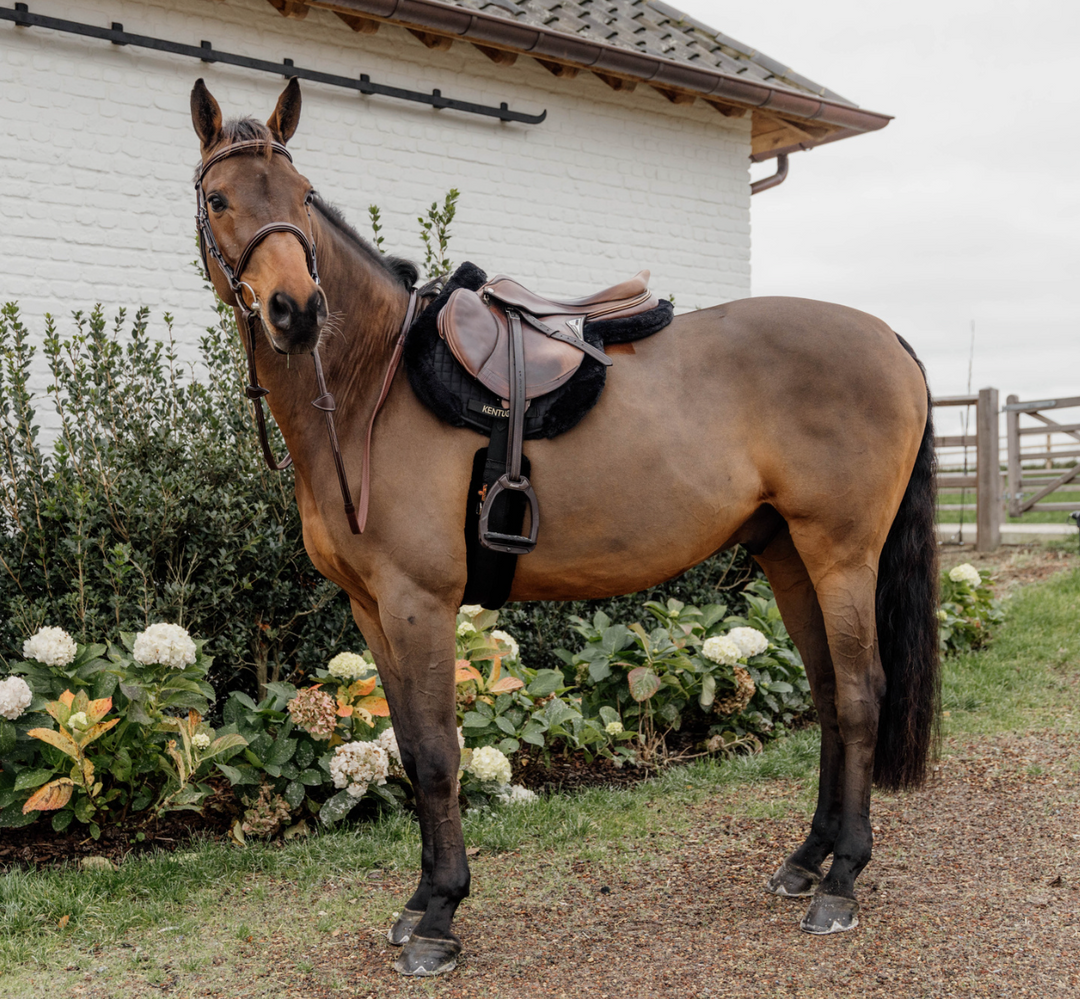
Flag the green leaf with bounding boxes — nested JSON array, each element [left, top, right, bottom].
[[215, 763, 246, 786], [265, 738, 297, 767], [14, 768, 56, 792], [283, 780, 306, 810], [298, 768, 325, 787], [462, 711, 492, 729], [0, 719, 15, 756], [699, 674, 716, 710], [526, 670, 564, 697], [588, 659, 612, 684], [494, 715, 517, 736], [497, 738, 520, 755], [319, 789, 358, 826], [52, 809, 74, 833], [627, 667, 661, 703], [0, 799, 38, 829], [294, 740, 315, 770], [598, 706, 619, 726]]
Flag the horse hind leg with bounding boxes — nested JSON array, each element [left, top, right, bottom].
[[758, 525, 887, 934], [754, 529, 842, 901]]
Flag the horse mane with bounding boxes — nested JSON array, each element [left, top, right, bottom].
[[195, 117, 419, 290]]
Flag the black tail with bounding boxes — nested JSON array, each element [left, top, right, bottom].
[[873, 336, 940, 791]]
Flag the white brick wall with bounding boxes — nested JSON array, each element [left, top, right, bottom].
[[0, 0, 751, 412]]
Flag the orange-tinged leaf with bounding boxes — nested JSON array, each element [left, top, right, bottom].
[[489, 677, 525, 693], [59, 690, 75, 709], [22, 778, 74, 813], [79, 718, 119, 745], [336, 705, 354, 717], [349, 677, 377, 698], [58, 914, 70, 930], [86, 697, 113, 724], [27, 727, 80, 760], [455, 663, 483, 685], [355, 695, 390, 717], [489, 656, 502, 685]]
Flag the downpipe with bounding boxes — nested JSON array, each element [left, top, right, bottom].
[[751, 153, 789, 195]]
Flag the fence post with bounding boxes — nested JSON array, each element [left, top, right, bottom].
[[1005, 393, 1021, 518], [976, 387, 1001, 551]]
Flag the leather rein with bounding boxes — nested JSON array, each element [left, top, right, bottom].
[[195, 139, 417, 535]]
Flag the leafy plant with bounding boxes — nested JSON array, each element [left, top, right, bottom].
[[939, 563, 1004, 654], [418, 188, 460, 280]]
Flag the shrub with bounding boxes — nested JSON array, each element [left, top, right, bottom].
[[939, 562, 1004, 654], [0, 298, 353, 698]]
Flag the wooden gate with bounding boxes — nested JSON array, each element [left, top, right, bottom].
[[1005, 394, 1080, 518]]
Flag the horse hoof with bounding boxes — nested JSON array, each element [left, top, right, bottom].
[[800, 893, 860, 935], [765, 859, 822, 898], [393, 933, 462, 976], [387, 908, 424, 946]]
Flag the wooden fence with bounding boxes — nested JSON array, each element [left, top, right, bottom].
[[931, 390, 1080, 551], [1005, 394, 1080, 517], [933, 389, 1000, 552]]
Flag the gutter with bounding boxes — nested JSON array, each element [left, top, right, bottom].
[[309, 0, 891, 156]]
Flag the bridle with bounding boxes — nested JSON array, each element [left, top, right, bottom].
[[195, 138, 418, 535]]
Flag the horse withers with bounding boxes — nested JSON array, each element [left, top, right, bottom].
[[190, 78, 939, 974]]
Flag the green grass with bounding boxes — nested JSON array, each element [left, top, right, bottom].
[[2, 569, 1078, 995], [936, 487, 1080, 524]]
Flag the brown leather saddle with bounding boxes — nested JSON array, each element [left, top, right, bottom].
[[437, 271, 659, 554]]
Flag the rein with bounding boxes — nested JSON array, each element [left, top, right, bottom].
[[195, 138, 417, 535]]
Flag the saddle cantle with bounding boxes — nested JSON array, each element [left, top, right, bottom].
[[438, 271, 658, 402]]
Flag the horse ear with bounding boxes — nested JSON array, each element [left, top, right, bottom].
[[267, 78, 302, 145], [191, 78, 223, 151]]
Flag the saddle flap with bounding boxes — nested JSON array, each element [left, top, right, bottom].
[[439, 288, 586, 402]]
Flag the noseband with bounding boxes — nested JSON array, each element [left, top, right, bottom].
[[194, 138, 417, 535]]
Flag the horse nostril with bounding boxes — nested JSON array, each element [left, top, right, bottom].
[[268, 291, 296, 330], [307, 289, 328, 327]]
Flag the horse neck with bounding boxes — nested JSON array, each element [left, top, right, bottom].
[[253, 212, 410, 465]]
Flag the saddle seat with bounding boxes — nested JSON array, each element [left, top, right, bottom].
[[439, 270, 658, 401]]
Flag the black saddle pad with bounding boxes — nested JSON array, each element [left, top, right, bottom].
[[403, 261, 673, 440]]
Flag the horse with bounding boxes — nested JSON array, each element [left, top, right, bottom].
[[189, 77, 939, 975]]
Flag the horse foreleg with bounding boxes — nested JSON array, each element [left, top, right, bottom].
[[350, 594, 469, 975], [754, 530, 841, 900]]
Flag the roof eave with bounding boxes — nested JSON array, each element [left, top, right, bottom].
[[306, 0, 892, 156]]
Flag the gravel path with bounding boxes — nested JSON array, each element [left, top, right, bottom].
[[279, 729, 1080, 999]]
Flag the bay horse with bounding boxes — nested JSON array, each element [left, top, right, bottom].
[[190, 78, 939, 975]]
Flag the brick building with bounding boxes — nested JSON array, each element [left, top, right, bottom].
[[0, 0, 887, 382]]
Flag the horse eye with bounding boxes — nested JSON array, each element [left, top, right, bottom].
[[207, 194, 227, 213]]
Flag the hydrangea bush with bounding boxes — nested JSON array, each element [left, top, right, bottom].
[[939, 562, 1004, 654]]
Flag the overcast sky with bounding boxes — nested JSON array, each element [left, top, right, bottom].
[[672, 0, 1079, 415]]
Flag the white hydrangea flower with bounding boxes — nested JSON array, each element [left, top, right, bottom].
[[327, 652, 368, 681], [67, 711, 89, 730], [467, 745, 512, 784], [605, 720, 623, 735], [948, 563, 981, 587], [458, 604, 485, 618], [22, 626, 77, 668], [330, 741, 390, 798], [0, 675, 33, 721], [133, 623, 197, 669], [494, 783, 537, 805], [490, 630, 520, 662], [702, 635, 742, 666], [457, 726, 465, 749], [726, 627, 769, 659], [192, 732, 211, 751], [456, 621, 477, 638]]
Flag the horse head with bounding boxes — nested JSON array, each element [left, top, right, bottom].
[[191, 78, 328, 354]]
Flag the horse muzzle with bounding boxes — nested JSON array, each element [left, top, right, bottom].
[[264, 287, 328, 353]]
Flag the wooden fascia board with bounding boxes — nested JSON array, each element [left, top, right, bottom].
[[298, 0, 892, 154]]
